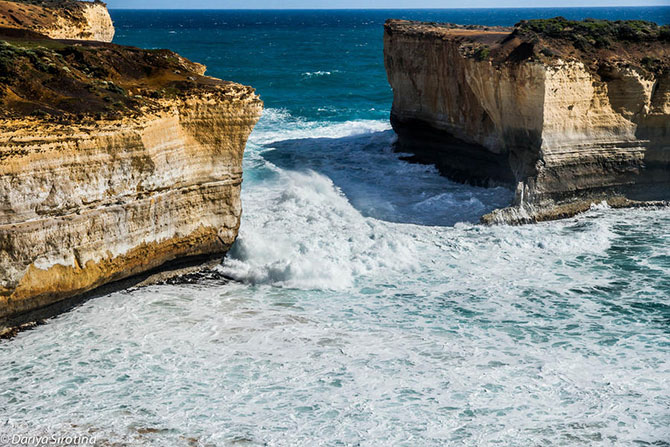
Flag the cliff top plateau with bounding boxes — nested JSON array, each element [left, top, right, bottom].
[[0, 0, 114, 41], [385, 18, 670, 74], [0, 26, 258, 127]]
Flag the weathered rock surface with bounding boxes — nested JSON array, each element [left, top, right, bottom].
[[0, 16, 262, 332], [384, 19, 670, 223], [0, 0, 114, 42]]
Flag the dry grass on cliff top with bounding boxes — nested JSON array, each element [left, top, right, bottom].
[[385, 18, 670, 75], [0, 26, 254, 121]]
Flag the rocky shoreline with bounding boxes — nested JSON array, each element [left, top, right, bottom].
[[384, 18, 670, 224]]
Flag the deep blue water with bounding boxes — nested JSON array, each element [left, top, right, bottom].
[[1, 8, 669, 447], [111, 8, 670, 121]]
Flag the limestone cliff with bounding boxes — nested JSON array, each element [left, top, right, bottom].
[[384, 18, 670, 223], [0, 27, 262, 332], [0, 0, 114, 42]]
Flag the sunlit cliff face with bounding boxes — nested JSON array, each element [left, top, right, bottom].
[[0, 0, 114, 42], [384, 19, 670, 223], [0, 2, 263, 330]]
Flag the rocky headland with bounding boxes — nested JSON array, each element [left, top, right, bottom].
[[384, 18, 670, 223], [0, 0, 114, 41], [0, 1, 262, 335]]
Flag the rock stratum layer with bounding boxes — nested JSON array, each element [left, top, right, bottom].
[[384, 18, 670, 223], [0, 0, 114, 42], [0, 19, 262, 332]]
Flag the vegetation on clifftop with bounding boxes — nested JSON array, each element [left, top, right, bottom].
[[473, 45, 491, 61], [0, 28, 241, 120], [386, 18, 669, 74], [516, 17, 670, 50]]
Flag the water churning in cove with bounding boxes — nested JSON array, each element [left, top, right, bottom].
[[1, 8, 669, 446]]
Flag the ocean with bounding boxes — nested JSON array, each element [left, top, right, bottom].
[[1, 8, 670, 446]]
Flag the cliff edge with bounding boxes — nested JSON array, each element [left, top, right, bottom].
[[384, 18, 670, 223], [0, 0, 114, 42], [0, 14, 262, 334]]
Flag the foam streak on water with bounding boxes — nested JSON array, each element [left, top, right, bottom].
[[3, 8, 670, 447]]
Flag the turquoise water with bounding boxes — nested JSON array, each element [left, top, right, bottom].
[[1, 8, 670, 446]]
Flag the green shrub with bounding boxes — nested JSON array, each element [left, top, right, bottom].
[[515, 17, 666, 50], [106, 82, 125, 95], [593, 35, 613, 48], [641, 56, 662, 72], [474, 45, 491, 61], [0, 42, 18, 78], [540, 47, 556, 57], [660, 25, 670, 41]]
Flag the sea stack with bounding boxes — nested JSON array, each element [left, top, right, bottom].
[[0, 1, 262, 333], [384, 18, 670, 223]]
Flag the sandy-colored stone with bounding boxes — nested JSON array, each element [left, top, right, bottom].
[[0, 0, 114, 42], [0, 90, 262, 325], [384, 19, 670, 223], [0, 2, 263, 329]]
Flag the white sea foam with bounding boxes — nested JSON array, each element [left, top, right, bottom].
[[590, 200, 611, 210], [250, 108, 391, 145], [221, 109, 512, 289], [301, 70, 339, 77], [2, 205, 669, 446], [220, 164, 424, 289]]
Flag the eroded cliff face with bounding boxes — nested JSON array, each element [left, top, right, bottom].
[[384, 19, 670, 223], [0, 0, 114, 42], [0, 27, 262, 332], [0, 92, 261, 325]]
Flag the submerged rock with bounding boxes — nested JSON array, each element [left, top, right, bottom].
[[0, 3, 262, 332], [384, 18, 670, 224]]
